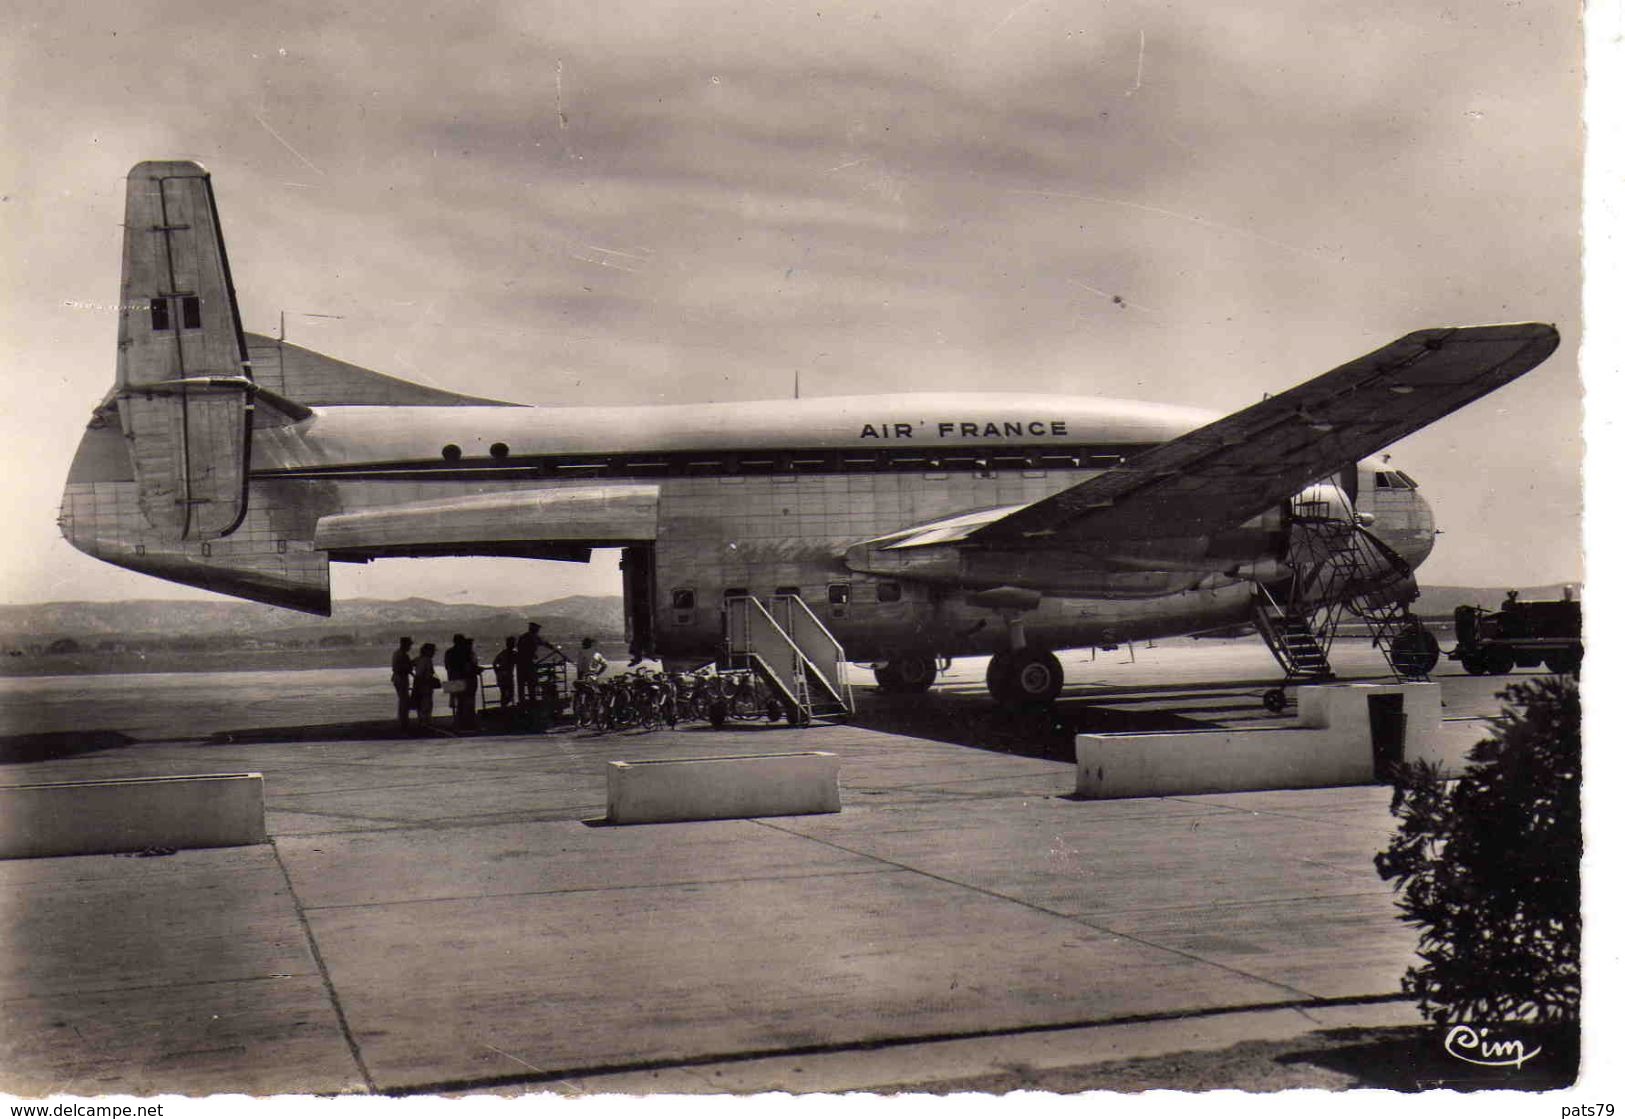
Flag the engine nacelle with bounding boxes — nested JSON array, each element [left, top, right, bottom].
[[1291, 482, 1360, 524]]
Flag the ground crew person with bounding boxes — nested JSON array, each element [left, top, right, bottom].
[[411, 642, 440, 728], [493, 636, 518, 707], [516, 622, 544, 704], [444, 634, 479, 731], [391, 637, 414, 732], [576, 636, 607, 681]]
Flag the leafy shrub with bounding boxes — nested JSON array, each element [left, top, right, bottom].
[[1375, 676, 1580, 1025]]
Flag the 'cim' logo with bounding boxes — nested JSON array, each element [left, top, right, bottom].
[[1443, 1024, 1542, 1069]]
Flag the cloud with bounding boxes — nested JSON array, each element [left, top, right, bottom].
[[0, 0, 1584, 600]]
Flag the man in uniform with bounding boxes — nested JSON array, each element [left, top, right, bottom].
[[516, 621, 544, 705]]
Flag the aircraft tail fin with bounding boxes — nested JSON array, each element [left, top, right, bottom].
[[115, 161, 253, 541]]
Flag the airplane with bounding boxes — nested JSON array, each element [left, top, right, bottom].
[[59, 161, 1561, 708]]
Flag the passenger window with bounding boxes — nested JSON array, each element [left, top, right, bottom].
[[671, 588, 696, 610], [828, 583, 851, 606], [877, 581, 902, 603]]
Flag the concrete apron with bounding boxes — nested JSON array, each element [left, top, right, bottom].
[[1, 723, 1419, 1096]]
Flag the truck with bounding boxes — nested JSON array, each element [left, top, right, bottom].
[[1448, 589, 1582, 676]]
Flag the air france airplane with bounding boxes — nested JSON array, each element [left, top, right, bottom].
[[59, 162, 1560, 705]]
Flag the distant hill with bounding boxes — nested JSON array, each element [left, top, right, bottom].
[[0, 582, 1584, 641], [0, 595, 624, 647], [0, 582, 1583, 652]]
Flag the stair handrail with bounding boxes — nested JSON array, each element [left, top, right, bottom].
[[768, 594, 854, 713], [724, 595, 851, 720], [730, 597, 810, 707]]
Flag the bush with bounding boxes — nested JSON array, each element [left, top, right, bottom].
[[1374, 676, 1580, 1025]]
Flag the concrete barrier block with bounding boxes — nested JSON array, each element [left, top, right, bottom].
[[1075, 682, 1463, 799], [1075, 728, 1370, 799], [0, 773, 267, 860], [1298, 681, 1443, 762], [607, 751, 840, 824]]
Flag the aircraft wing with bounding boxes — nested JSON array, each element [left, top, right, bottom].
[[968, 323, 1559, 546]]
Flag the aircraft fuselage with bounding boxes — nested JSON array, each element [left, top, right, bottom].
[[62, 387, 1434, 665], [68, 160, 1514, 703]]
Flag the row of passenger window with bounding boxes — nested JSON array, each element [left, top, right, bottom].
[[415, 445, 1139, 480]]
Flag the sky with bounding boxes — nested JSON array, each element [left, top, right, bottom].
[[0, 0, 1588, 606], [0, 2, 1621, 1104]]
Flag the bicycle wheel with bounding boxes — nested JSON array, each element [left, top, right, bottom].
[[638, 691, 663, 729]]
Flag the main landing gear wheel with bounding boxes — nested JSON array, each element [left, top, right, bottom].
[[988, 648, 1064, 707], [874, 654, 938, 693], [986, 652, 1011, 698]]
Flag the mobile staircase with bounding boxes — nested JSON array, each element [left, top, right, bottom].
[[1252, 491, 1439, 710], [723, 594, 854, 724]]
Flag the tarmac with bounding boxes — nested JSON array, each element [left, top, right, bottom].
[[0, 640, 1518, 1096]]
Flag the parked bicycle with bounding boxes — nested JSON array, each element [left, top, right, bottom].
[[571, 665, 794, 732]]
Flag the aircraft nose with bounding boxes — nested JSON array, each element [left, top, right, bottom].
[[1362, 477, 1436, 573], [1401, 490, 1437, 569]]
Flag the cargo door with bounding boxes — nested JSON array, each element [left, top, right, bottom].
[[621, 545, 656, 659]]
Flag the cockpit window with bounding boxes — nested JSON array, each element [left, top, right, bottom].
[[1374, 472, 1391, 488], [1374, 471, 1418, 491], [1394, 470, 1419, 490]]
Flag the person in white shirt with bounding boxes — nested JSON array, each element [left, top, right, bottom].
[[576, 636, 607, 681]]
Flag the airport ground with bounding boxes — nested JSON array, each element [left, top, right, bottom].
[[0, 640, 1568, 1096]]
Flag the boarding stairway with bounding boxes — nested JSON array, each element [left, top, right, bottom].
[[1253, 494, 1436, 690], [723, 594, 855, 724], [1252, 598, 1333, 681]]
